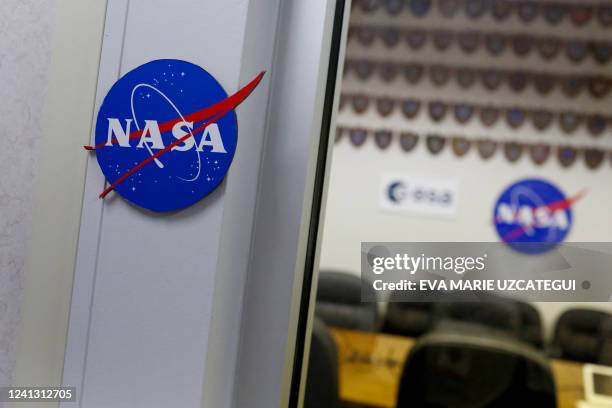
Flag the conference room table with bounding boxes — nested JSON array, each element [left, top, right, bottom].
[[330, 328, 584, 408]]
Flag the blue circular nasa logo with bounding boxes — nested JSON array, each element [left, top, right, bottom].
[[493, 178, 582, 254], [94, 59, 240, 212]]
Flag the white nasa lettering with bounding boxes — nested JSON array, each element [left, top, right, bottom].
[[105, 118, 228, 153], [171, 121, 195, 152], [517, 206, 534, 228], [106, 118, 133, 147], [554, 210, 569, 229], [197, 123, 227, 153], [496, 205, 569, 230], [137, 120, 165, 150], [534, 206, 552, 228], [496, 204, 514, 224]]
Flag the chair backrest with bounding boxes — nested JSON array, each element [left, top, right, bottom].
[[435, 295, 546, 349], [397, 322, 557, 408], [383, 292, 544, 349], [513, 300, 544, 349], [435, 299, 522, 334], [315, 271, 379, 331], [383, 290, 439, 337], [553, 308, 612, 364], [304, 319, 340, 408]]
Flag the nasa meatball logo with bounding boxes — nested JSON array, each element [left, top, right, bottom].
[[493, 178, 586, 254], [86, 59, 264, 212]]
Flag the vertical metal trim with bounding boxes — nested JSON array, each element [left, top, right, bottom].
[[287, 0, 346, 406]]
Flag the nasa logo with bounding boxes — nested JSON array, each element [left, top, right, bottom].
[[87, 59, 264, 212], [493, 178, 586, 254]]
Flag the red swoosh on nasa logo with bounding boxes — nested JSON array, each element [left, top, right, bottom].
[[500, 189, 587, 243], [86, 71, 265, 199]]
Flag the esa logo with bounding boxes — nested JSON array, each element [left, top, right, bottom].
[[493, 178, 585, 254], [87, 59, 264, 212], [387, 182, 453, 205], [382, 175, 457, 217]]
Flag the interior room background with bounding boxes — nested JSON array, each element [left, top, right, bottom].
[[319, 1, 612, 340]]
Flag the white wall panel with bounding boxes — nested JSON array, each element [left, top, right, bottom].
[[63, 1, 279, 407]]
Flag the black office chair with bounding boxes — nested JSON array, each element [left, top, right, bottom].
[[434, 294, 546, 348], [552, 308, 612, 364], [397, 322, 557, 408], [384, 291, 544, 349], [304, 319, 340, 408], [435, 297, 522, 335], [383, 290, 439, 337], [513, 300, 544, 349], [315, 271, 380, 332]]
